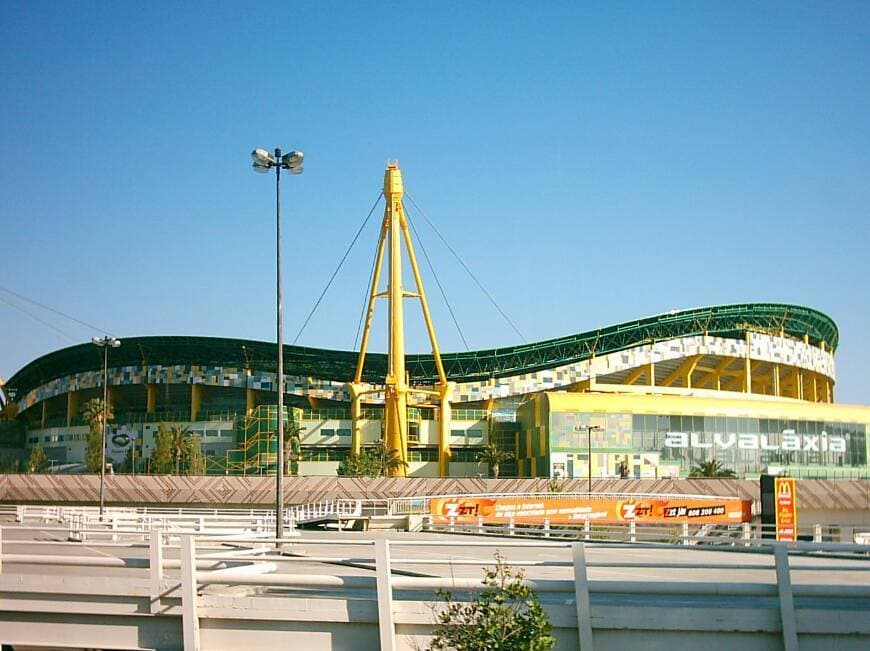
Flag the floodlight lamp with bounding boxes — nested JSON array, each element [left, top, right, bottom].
[[282, 151, 303, 168], [288, 164, 303, 175], [91, 337, 101, 345], [251, 148, 275, 167], [252, 162, 271, 173], [111, 338, 121, 348]]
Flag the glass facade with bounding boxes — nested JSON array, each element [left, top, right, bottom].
[[550, 411, 868, 476]]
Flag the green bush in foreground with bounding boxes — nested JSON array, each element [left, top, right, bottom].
[[429, 552, 555, 651]]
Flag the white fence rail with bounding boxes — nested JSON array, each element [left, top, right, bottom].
[[2, 519, 870, 650]]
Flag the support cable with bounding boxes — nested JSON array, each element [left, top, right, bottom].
[[0, 285, 113, 336], [293, 193, 384, 345], [405, 191, 526, 342], [403, 202, 470, 351], [0, 294, 79, 343], [354, 231, 381, 351]]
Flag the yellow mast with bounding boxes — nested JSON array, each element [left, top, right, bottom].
[[351, 162, 452, 477]]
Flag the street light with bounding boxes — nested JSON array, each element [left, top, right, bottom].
[[250, 146, 304, 543], [575, 424, 604, 493], [92, 336, 121, 518]]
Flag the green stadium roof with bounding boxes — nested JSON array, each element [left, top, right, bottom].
[[6, 303, 838, 398]]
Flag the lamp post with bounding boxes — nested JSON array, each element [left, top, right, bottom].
[[251, 147, 304, 542], [575, 424, 604, 493], [92, 336, 121, 518]]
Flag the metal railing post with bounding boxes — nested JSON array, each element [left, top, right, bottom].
[[509, 517, 516, 536], [773, 544, 799, 651], [584, 518, 591, 541], [572, 542, 594, 651], [544, 518, 551, 538], [743, 521, 752, 547], [477, 515, 484, 534], [0, 526, 3, 574], [180, 534, 201, 650], [374, 539, 396, 651], [682, 521, 690, 546], [149, 529, 164, 614], [813, 523, 822, 543], [629, 520, 636, 544]]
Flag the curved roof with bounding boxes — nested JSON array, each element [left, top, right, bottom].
[[6, 303, 837, 398]]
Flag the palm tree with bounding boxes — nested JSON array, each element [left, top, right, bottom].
[[168, 425, 193, 475], [379, 442, 408, 477], [283, 421, 303, 476], [82, 398, 113, 473], [366, 440, 407, 476], [689, 459, 736, 478], [476, 442, 514, 479]]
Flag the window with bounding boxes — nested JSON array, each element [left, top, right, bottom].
[[300, 448, 349, 462], [336, 429, 351, 437], [451, 448, 483, 463], [409, 448, 438, 462]]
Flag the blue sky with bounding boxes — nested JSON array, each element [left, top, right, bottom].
[[1, 2, 868, 404]]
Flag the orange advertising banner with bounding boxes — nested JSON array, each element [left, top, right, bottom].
[[775, 477, 798, 541], [430, 495, 752, 525]]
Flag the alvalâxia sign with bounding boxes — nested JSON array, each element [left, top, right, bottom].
[[430, 495, 752, 525], [663, 430, 847, 452]]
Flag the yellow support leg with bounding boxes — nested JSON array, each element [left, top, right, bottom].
[[67, 391, 79, 427], [438, 382, 454, 477], [191, 384, 202, 422], [146, 384, 158, 414]]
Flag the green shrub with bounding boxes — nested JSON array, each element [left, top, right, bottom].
[[429, 552, 555, 651]]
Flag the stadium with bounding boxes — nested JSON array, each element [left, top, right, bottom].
[[2, 302, 868, 480]]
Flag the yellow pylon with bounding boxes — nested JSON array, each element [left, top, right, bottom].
[[350, 163, 452, 477]]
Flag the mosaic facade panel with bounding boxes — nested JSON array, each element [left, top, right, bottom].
[[16, 333, 836, 412]]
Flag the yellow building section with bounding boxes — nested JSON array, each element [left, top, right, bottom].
[[604, 354, 834, 403], [543, 391, 870, 423], [516, 388, 870, 479]]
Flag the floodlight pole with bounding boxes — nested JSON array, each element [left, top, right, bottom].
[[252, 146, 304, 543], [576, 424, 604, 493], [93, 336, 120, 518], [275, 148, 285, 543], [101, 343, 108, 516]]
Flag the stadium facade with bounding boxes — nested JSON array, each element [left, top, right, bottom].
[[2, 303, 868, 479]]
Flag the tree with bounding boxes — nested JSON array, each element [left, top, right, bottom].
[[371, 440, 408, 476], [429, 552, 555, 651], [168, 425, 194, 474], [186, 433, 207, 475], [27, 443, 49, 473], [151, 423, 202, 474], [476, 442, 514, 479], [337, 449, 380, 477], [151, 423, 175, 474], [689, 459, 736, 478], [82, 398, 112, 473], [283, 420, 303, 476], [336, 440, 407, 477]]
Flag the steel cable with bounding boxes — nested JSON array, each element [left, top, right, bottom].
[[403, 202, 470, 351], [293, 193, 384, 345], [405, 191, 526, 342]]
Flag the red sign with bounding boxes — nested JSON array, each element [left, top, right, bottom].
[[430, 495, 752, 525], [775, 477, 798, 541]]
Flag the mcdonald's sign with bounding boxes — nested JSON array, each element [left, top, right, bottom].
[[775, 477, 798, 541]]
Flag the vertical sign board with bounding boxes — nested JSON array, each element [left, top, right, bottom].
[[774, 477, 797, 541]]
